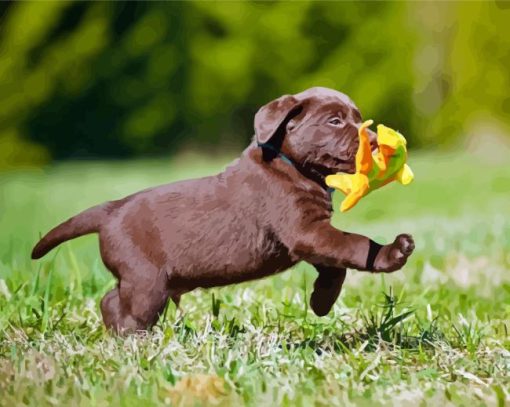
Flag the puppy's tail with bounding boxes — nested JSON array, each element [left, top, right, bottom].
[[31, 202, 113, 259]]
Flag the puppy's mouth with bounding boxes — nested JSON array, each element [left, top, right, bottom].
[[317, 136, 379, 177], [303, 156, 355, 186], [301, 153, 357, 189], [319, 153, 356, 175]]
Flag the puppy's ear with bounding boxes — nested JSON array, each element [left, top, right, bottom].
[[254, 95, 303, 145]]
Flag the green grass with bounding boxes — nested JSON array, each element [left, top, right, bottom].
[[0, 149, 509, 406]]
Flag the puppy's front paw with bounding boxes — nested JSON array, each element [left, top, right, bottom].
[[374, 234, 415, 273]]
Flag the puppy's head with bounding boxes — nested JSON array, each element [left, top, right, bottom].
[[254, 87, 377, 180]]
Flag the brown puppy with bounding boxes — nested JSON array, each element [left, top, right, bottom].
[[32, 87, 414, 333]]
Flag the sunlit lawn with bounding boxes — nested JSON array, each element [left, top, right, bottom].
[[0, 149, 509, 406]]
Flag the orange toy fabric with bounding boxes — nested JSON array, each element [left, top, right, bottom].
[[325, 120, 414, 212]]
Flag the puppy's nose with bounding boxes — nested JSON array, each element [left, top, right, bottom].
[[367, 128, 378, 152]]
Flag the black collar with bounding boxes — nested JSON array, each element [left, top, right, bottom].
[[257, 142, 294, 166]]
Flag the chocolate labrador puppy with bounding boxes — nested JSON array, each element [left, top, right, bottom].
[[32, 87, 414, 333]]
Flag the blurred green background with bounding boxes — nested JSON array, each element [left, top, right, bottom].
[[1, 1, 510, 169]]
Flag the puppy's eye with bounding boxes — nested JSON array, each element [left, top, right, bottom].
[[328, 118, 342, 126]]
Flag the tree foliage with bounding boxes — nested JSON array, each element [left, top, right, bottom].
[[0, 1, 508, 167]]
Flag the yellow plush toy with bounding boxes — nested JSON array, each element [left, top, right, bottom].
[[326, 120, 414, 212]]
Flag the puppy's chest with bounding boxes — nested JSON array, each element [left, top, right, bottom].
[[293, 188, 334, 217]]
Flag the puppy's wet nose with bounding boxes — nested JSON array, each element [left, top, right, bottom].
[[367, 128, 378, 152]]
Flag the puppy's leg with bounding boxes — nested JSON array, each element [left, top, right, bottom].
[[283, 220, 414, 273], [100, 287, 122, 329], [170, 290, 181, 308], [100, 266, 171, 334], [310, 265, 346, 316]]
